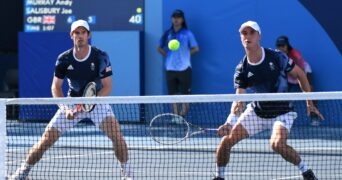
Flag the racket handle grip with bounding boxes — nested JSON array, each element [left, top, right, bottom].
[[73, 104, 82, 113], [59, 104, 71, 112]]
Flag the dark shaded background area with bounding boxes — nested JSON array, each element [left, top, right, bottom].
[[0, 1, 23, 53], [0, 1, 22, 115], [0, 1, 340, 55], [299, 0, 342, 54]]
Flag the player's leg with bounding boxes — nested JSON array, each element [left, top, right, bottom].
[[178, 67, 192, 117], [214, 123, 249, 179], [93, 104, 131, 178], [100, 116, 128, 163], [166, 70, 180, 114], [214, 104, 263, 179], [270, 119, 301, 165], [270, 112, 317, 179], [100, 117, 131, 178], [10, 127, 61, 180], [180, 103, 189, 117], [26, 127, 61, 164], [166, 70, 184, 124], [11, 110, 78, 179]]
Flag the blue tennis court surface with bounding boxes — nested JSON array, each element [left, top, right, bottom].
[[6, 121, 342, 179]]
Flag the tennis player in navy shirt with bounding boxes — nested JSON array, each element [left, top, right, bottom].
[[11, 20, 132, 180], [213, 21, 322, 180], [157, 9, 199, 120]]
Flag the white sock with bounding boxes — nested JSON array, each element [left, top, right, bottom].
[[120, 163, 126, 170], [120, 163, 131, 174], [215, 166, 225, 178], [22, 162, 33, 170], [16, 162, 33, 175], [297, 161, 309, 173]]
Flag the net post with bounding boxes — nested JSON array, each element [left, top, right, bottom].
[[0, 100, 6, 180]]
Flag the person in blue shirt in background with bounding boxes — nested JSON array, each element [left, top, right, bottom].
[[157, 9, 199, 120]]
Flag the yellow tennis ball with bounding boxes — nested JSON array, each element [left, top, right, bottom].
[[168, 39, 180, 51], [136, 7, 142, 13]]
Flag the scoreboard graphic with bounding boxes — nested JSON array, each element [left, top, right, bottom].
[[24, 0, 144, 32]]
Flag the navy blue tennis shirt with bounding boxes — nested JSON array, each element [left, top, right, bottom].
[[234, 48, 296, 118], [54, 46, 113, 97]]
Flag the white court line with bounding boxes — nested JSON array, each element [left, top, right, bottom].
[[272, 175, 302, 180], [42, 150, 114, 160], [6, 150, 114, 164], [273, 174, 342, 180]]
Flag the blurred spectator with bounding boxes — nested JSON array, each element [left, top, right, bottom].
[[276, 35, 322, 126], [157, 9, 199, 119]]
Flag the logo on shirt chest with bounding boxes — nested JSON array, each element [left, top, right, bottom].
[[90, 63, 95, 71], [269, 62, 275, 71], [247, 72, 254, 78], [67, 65, 74, 70]]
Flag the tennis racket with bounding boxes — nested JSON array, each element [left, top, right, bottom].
[[74, 81, 97, 113], [149, 113, 218, 145]]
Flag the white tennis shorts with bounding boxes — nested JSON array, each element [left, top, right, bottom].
[[48, 104, 115, 133], [226, 103, 297, 137]]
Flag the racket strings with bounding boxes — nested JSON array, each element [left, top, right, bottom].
[[149, 114, 189, 144], [80, 82, 97, 112]]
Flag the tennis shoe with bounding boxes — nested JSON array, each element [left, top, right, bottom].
[[212, 177, 224, 180], [302, 169, 318, 180], [310, 120, 320, 127], [9, 166, 30, 180], [171, 116, 184, 124], [121, 168, 133, 180]]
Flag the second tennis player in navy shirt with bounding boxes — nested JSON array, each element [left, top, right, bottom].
[[213, 21, 323, 180], [11, 19, 132, 180]]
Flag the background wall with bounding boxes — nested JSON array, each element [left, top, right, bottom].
[[0, 1, 23, 53], [162, 0, 342, 94], [144, 0, 164, 95], [2, 0, 342, 97], [156, 0, 342, 126]]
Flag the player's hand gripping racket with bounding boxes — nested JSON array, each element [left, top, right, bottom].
[[149, 113, 218, 145], [74, 81, 97, 113]]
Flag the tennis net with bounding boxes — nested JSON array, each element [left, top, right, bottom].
[[2, 92, 342, 179]]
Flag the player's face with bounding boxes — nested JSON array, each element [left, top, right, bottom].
[[71, 27, 90, 48], [240, 27, 260, 49], [172, 16, 184, 27], [277, 44, 288, 54]]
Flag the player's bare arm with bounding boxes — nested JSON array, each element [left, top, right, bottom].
[[288, 65, 325, 120], [157, 47, 167, 56], [217, 88, 246, 136], [51, 76, 75, 119], [190, 47, 199, 55], [51, 77, 64, 98], [232, 88, 246, 116], [98, 76, 112, 97]]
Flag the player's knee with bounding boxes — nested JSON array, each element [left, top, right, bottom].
[[100, 117, 124, 140], [270, 139, 286, 153], [40, 140, 56, 151], [101, 116, 119, 129], [220, 135, 237, 149], [41, 129, 60, 147]]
